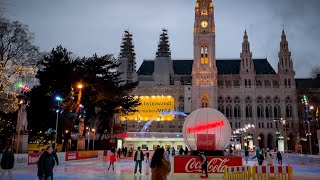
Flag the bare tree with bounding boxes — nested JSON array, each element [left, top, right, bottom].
[[0, 16, 40, 112], [310, 66, 320, 79]]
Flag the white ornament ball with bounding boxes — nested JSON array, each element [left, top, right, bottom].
[[182, 108, 231, 151]]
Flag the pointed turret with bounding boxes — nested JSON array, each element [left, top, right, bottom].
[[278, 29, 294, 74], [118, 30, 137, 83], [153, 29, 174, 85], [240, 30, 254, 74], [156, 29, 171, 58], [277, 29, 295, 88], [240, 30, 255, 88]]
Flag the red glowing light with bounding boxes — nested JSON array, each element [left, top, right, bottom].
[[187, 121, 224, 133]]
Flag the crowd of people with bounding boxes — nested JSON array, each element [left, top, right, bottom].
[[249, 147, 283, 166]]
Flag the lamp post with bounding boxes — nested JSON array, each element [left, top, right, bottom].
[[92, 128, 96, 150], [302, 95, 313, 154], [54, 96, 63, 150], [86, 127, 90, 150], [235, 123, 255, 150]]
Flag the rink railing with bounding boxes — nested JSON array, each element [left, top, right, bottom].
[[0, 150, 104, 169], [224, 165, 292, 180]]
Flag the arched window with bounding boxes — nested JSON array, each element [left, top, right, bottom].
[[288, 79, 291, 88], [218, 104, 224, 114], [284, 79, 287, 88], [234, 104, 241, 118], [274, 105, 281, 118], [200, 45, 208, 64], [246, 105, 252, 118], [178, 96, 184, 111], [257, 105, 264, 118], [201, 93, 209, 108], [245, 79, 248, 87], [226, 104, 232, 118], [248, 79, 251, 87], [265, 105, 272, 118], [286, 105, 293, 118]]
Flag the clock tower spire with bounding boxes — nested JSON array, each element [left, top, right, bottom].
[[191, 0, 217, 111]]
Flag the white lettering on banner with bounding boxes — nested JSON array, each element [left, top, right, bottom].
[[68, 155, 77, 160], [28, 156, 39, 164], [207, 158, 229, 173], [185, 158, 229, 173]]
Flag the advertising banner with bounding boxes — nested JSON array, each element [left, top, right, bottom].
[[120, 96, 175, 121], [78, 151, 99, 160], [65, 152, 78, 161], [197, 134, 215, 150], [28, 153, 41, 165], [14, 153, 28, 168], [174, 156, 242, 173]]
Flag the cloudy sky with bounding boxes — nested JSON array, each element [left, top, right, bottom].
[[2, 0, 320, 78]]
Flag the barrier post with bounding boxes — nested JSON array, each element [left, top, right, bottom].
[[251, 165, 292, 180]]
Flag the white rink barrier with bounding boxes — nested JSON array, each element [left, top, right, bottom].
[[285, 153, 320, 165], [0, 150, 104, 169]]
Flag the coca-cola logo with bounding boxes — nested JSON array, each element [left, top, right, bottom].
[[185, 158, 229, 173]]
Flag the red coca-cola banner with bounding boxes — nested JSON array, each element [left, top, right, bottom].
[[28, 153, 41, 165], [65, 152, 78, 161], [174, 156, 242, 173]]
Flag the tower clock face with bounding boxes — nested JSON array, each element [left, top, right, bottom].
[[201, 21, 208, 28]]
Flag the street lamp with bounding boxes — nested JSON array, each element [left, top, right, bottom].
[[302, 95, 313, 154], [92, 128, 96, 150], [54, 96, 63, 150], [86, 127, 90, 150]]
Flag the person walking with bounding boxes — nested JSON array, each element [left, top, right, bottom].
[[171, 147, 175, 156], [244, 148, 249, 164], [38, 145, 55, 180], [199, 149, 208, 178], [150, 148, 171, 180], [179, 147, 184, 155], [117, 148, 121, 159], [276, 151, 282, 165], [265, 150, 274, 166], [165, 148, 170, 161], [107, 152, 116, 171], [145, 147, 150, 163], [134, 146, 144, 174], [52, 147, 59, 166], [184, 147, 189, 155], [0, 146, 15, 180]]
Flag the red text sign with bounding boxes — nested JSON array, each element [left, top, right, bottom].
[[174, 156, 242, 173], [187, 121, 224, 133], [65, 152, 78, 161], [28, 153, 40, 165]]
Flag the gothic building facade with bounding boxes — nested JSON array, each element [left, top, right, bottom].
[[118, 0, 298, 150]]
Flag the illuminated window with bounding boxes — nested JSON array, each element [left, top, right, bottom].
[[200, 46, 208, 64], [201, 93, 209, 108]]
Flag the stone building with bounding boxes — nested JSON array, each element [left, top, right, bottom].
[[118, 0, 298, 150]]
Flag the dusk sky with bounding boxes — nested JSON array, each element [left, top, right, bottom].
[[2, 0, 320, 78]]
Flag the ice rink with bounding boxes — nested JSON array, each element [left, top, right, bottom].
[[1, 155, 320, 180]]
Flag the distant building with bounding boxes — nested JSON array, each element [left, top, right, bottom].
[[118, 0, 298, 151]]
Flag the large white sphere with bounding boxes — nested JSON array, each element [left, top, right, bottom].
[[182, 108, 231, 151]]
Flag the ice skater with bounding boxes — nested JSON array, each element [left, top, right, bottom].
[[108, 152, 116, 171]]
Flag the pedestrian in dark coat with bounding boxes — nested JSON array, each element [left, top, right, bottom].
[[0, 146, 14, 180], [276, 151, 282, 165], [38, 145, 55, 180]]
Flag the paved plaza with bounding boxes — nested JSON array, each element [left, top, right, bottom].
[[1, 155, 320, 180]]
